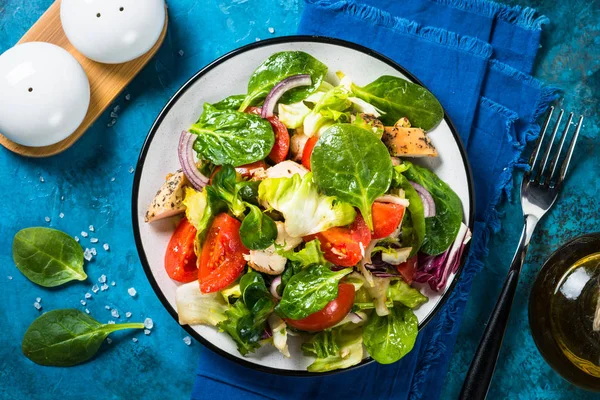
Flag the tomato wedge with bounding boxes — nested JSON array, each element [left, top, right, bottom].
[[371, 202, 406, 239], [244, 107, 290, 164], [235, 160, 267, 177], [165, 218, 199, 283], [199, 213, 249, 293], [396, 256, 418, 284], [302, 136, 318, 170], [304, 214, 371, 267], [286, 283, 355, 332]]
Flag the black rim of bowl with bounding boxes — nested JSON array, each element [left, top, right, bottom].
[[131, 35, 476, 377]]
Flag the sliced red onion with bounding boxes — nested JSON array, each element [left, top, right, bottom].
[[371, 272, 401, 278], [270, 276, 282, 300], [261, 74, 312, 118], [375, 195, 410, 207], [410, 181, 436, 217], [178, 131, 209, 191], [347, 312, 363, 324]]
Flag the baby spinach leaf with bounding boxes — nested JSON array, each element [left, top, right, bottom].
[[235, 180, 260, 206], [13, 227, 86, 287], [191, 103, 274, 167], [277, 265, 352, 320], [302, 327, 364, 372], [392, 170, 426, 256], [212, 94, 246, 111], [387, 280, 428, 309], [239, 51, 328, 111], [363, 305, 418, 364], [211, 165, 247, 217], [403, 162, 463, 255], [240, 204, 277, 250], [311, 124, 393, 229], [22, 309, 144, 367], [352, 76, 443, 131], [218, 301, 262, 356]]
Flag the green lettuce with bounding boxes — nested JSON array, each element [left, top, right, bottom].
[[302, 327, 364, 372]]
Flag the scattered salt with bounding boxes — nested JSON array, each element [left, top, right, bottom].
[[59, 212, 64, 219], [107, 320, 115, 325], [125, 94, 131, 101], [39, 176, 45, 183], [144, 329, 151, 335], [89, 225, 95, 232], [104, 243, 110, 251], [7, 276, 12, 280], [75, 236, 80, 243], [132, 338, 138, 343], [45, 216, 50, 223], [105, 305, 111, 310], [91, 248, 97, 256], [90, 238, 99, 243], [80, 300, 86, 306], [125, 312, 132, 318], [111, 281, 116, 286], [92, 284, 100, 293], [33, 302, 42, 310], [110, 112, 119, 119], [60, 195, 64, 201], [128, 287, 137, 297], [178, 49, 184, 56], [100, 283, 109, 291], [85, 292, 92, 299], [183, 336, 192, 346], [85, 309, 90, 314], [81, 231, 88, 238], [36, 297, 41, 303], [113, 105, 120, 113], [106, 337, 113, 344], [84, 249, 93, 261], [111, 309, 120, 318], [268, 27, 275, 34], [98, 274, 107, 283], [255, 37, 261, 42], [128, 166, 134, 174], [110, 177, 116, 182], [107, 119, 117, 128], [144, 318, 153, 329]]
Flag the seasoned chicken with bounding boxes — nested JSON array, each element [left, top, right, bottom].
[[145, 170, 189, 222]]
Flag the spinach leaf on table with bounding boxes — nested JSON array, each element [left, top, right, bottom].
[[403, 162, 463, 255], [22, 309, 144, 367], [212, 94, 246, 111], [352, 76, 443, 131], [191, 103, 274, 167], [239, 204, 277, 250], [392, 169, 426, 256], [238, 51, 328, 111], [13, 227, 86, 287], [311, 124, 393, 229], [363, 304, 418, 364], [277, 265, 352, 320]]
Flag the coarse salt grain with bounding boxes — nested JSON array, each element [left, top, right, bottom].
[[106, 337, 112, 344], [84, 249, 93, 261], [91, 248, 97, 256], [61, 196, 64, 201], [45, 216, 50, 222], [128, 166, 134, 174], [110, 112, 119, 119], [110, 177, 116, 182], [81, 231, 88, 238], [105, 305, 111, 310], [125, 94, 131, 101], [144, 318, 153, 329], [75, 236, 80, 243], [111, 309, 120, 318], [90, 238, 99, 243], [98, 274, 107, 283], [36, 297, 41, 303], [80, 300, 86, 306], [7, 276, 12, 280], [128, 287, 137, 297], [107, 320, 115, 324], [89, 225, 95, 232], [255, 37, 261, 42], [111, 281, 116, 286], [33, 302, 42, 310], [178, 49, 184, 56], [59, 213, 64, 219], [104, 243, 110, 251], [100, 283, 109, 291], [92, 284, 100, 293], [85, 292, 92, 299], [39, 176, 45, 183], [85, 309, 90, 314], [183, 336, 191, 346], [268, 27, 275, 33], [125, 312, 132, 318], [132, 338, 138, 343], [144, 329, 151, 335]]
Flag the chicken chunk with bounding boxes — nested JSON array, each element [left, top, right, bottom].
[[145, 170, 189, 222], [244, 222, 303, 275], [382, 119, 437, 157]]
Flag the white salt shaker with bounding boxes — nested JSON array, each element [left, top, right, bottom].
[[0, 42, 90, 147], [60, 0, 166, 64]]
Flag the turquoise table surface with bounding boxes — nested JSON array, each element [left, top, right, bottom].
[[0, 1, 598, 399]]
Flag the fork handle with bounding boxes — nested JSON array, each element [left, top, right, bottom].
[[459, 215, 538, 400]]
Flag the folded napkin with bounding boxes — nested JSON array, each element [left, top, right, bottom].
[[193, 1, 558, 399]]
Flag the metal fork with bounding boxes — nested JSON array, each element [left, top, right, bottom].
[[459, 107, 583, 400]]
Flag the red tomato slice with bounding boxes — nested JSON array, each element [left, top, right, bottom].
[[302, 136, 318, 170], [396, 255, 418, 284], [286, 283, 355, 332], [371, 202, 406, 239], [266, 115, 290, 164], [235, 160, 267, 178], [165, 218, 199, 283], [199, 213, 249, 293], [304, 214, 371, 267]]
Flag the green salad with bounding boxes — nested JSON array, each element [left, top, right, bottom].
[[145, 51, 471, 372]]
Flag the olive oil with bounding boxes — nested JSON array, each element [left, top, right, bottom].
[[529, 234, 600, 392]]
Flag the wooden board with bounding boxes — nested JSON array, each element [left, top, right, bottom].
[[0, 0, 168, 157]]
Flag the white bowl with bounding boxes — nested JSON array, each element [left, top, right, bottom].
[[132, 37, 475, 375], [0, 42, 90, 147], [60, 0, 166, 64]]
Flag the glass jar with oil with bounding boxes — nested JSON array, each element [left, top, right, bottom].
[[529, 233, 600, 391]]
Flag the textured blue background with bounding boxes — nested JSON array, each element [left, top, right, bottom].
[[0, 1, 598, 399]]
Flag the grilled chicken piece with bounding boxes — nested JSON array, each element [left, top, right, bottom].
[[145, 170, 189, 222], [265, 160, 309, 179], [382, 119, 437, 157], [290, 133, 310, 162], [244, 222, 303, 275]]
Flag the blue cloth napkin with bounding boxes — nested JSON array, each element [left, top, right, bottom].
[[193, 1, 559, 399]]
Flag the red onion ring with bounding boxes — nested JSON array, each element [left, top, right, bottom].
[[178, 131, 209, 191], [410, 181, 436, 217], [347, 312, 363, 324], [270, 276, 282, 300], [261, 74, 312, 118]]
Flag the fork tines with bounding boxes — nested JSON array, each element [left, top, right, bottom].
[[526, 106, 583, 187]]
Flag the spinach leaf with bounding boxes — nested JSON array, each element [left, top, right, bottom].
[[210, 165, 247, 217], [277, 265, 352, 320], [235, 180, 260, 206], [387, 280, 428, 309], [240, 204, 277, 250], [22, 309, 144, 366], [191, 104, 274, 167], [311, 124, 393, 229], [212, 94, 246, 111], [240, 271, 275, 319], [239, 51, 328, 111], [352, 76, 443, 131], [392, 170, 426, 256], [13, 228, 86, 287], [218, 301, 262, 356], [363, 305, 418, 364], [301, 327, 364, 372], [403, 162, 463, 255], [277, 239, 326, 270]]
